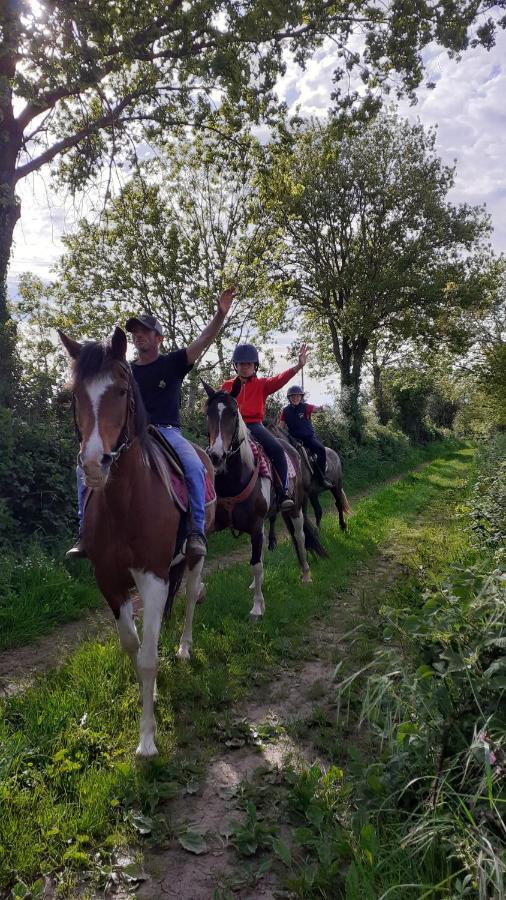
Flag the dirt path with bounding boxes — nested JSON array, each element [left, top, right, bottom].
[[0, 459, 433, 699], [134, 547, 404, 900]]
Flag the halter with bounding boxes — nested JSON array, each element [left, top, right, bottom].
[[74, 361, 136, 465]]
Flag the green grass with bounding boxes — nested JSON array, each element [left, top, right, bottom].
[[0, 445, 475, 893], [0, 546, 101, 652]]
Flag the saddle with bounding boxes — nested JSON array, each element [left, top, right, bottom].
[[148, 426, 216, 514], [248, 437, 297, 482], [287, 437, 315, 476]]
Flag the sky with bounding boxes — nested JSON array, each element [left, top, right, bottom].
[[8, 27, 506, 403]]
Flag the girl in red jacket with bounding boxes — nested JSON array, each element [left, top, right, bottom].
[[221, 343, 308, 510]]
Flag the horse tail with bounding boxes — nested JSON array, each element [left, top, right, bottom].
[[303, 515, 328, 558], [341, 489, 352, 516], [164, 558, 186, 618]]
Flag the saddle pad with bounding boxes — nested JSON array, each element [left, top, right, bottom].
[[148, 425, 216, 513], [248, 438, 297, 481], [169, 470, 216, 513]]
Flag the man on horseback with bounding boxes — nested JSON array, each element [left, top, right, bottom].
[[67, 287, 236, 561], [280, 386, 332, 489], [220, 343, 308, 511]]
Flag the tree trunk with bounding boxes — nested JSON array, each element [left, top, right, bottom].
[[372, 358, 390, 425], [0, 1, 23, 406], [339, 335, 366, 441]]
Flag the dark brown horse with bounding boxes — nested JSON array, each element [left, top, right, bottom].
[[204, 381, 326, 619], [60, 327, 214, 757]]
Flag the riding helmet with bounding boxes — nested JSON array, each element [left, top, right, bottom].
[[287, 385, 305, 397], [232, 344, 259, 366]]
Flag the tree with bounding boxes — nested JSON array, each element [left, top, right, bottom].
[[13, 132, 275, 430], [258, 110, 494, 435], [1, 0, 504, 402]]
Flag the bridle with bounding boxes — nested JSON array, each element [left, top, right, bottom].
[[206, 398, 245, 468], [74, 361, 136, 466]]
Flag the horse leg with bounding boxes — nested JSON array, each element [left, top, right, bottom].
[[177, 556, 205, 660], [131, 570, 168, 757], [311, 493, 323, 529], [332, 481, 347, 531], [267, 513, 277, 551], [249, 526, 265, 620], [116, 598, 142, 695], [292, 510, 312, 584]]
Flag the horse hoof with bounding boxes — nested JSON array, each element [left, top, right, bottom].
[[136, 738, 158, 758], [176, 646, 191, 661], [302, 572, 312, 584], [196, 586, 206, 605], [249, 613, 262, 623]]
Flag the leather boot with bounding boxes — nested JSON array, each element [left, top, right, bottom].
[[186, 532, 207, 564], [66, 535, 87, 559]]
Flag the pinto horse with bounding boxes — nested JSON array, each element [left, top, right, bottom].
[[204, 381, 326, 618], [60, 327, 214, 757]]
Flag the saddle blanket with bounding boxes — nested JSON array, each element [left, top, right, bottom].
[[170, 470, 215, 513], [248, 437, 297, 481]]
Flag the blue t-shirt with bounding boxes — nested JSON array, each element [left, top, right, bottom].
[[282, 402, 315, 438], [132, 349, 193, 427]]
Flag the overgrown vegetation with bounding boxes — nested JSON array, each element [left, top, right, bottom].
[[271, 436, 505, 899]]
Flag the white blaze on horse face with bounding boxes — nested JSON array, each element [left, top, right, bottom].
[[81, 375, 114, 466], [209, 402, 226, 458]]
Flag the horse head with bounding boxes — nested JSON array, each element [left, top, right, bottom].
[[203, 379, 244, 469], [59, 327, 139, 490]]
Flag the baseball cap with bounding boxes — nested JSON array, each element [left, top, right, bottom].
[[125, 314, 163, 336]]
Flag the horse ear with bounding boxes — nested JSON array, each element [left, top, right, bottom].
[[229, 376, 242, 398], [110, 326, 127, 361], [201, 380, 217, 399], [58, 330, 82, 359]]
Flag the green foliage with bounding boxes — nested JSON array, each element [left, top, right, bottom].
[[334, 435, 506, 897], [257, 110, 495, 435], [0, 405, 76, 546]]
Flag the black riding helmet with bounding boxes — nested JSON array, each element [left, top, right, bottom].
[[232, 344, 259, 372], [287, 385, 305, 398]]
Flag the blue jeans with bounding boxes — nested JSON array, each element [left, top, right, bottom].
[[75, 426, 206, 535]]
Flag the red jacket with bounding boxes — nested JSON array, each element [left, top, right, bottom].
[[221, 368, 299, 424]]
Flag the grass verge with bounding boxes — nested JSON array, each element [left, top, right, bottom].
[[0, 445, 475, 894]]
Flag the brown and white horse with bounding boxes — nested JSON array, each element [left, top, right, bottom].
[[204, 381, 327, 619], [60, 327, 214, 757]]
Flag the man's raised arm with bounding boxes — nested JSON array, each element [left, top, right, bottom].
[[186, 287, 236, 366]]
